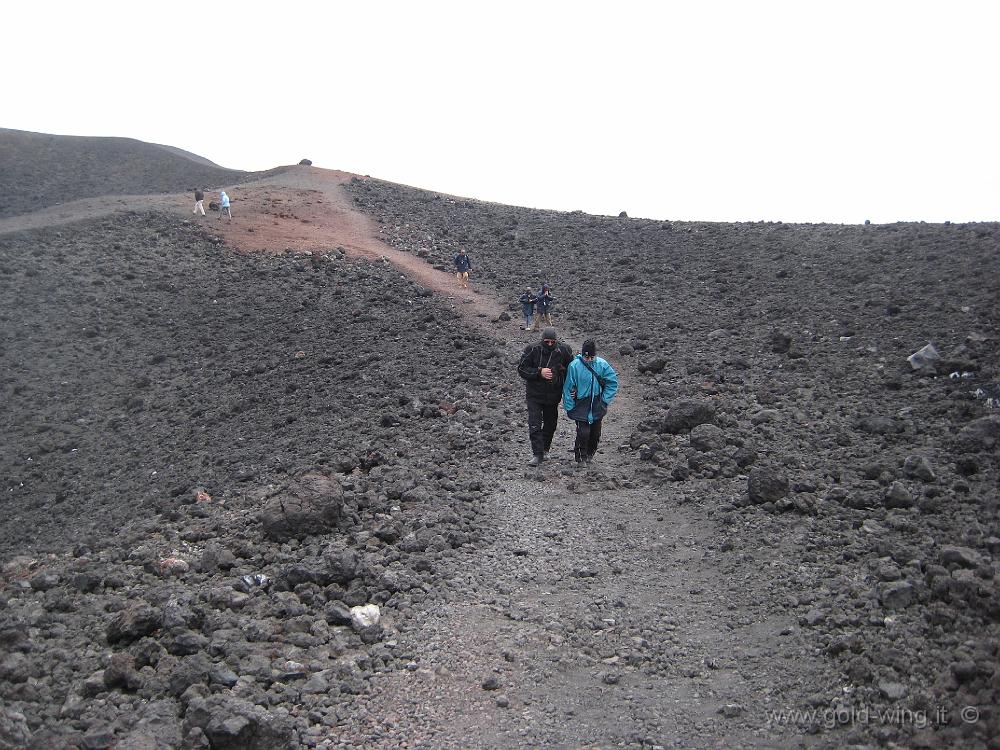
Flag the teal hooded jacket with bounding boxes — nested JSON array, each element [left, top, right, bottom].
[[562, 355, 619, 423]]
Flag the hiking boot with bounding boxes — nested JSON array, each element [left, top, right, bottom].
[[527, 454, 544, 467]]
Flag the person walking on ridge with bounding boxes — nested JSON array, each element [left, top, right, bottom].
[[219, 190, 232, 221], [454, 248, 472, 289], [518, 327, 573, 466], [563, 339, 619, 465], [193, 188, 206, 216], [533, 284, 555, 330], [519, 286, 537, 331]]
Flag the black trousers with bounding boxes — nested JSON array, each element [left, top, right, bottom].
[[526, 398, 559, 457], [574, 418, 603, 458]]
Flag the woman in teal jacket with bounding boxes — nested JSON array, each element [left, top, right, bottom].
[[562, 339, 619, 465]]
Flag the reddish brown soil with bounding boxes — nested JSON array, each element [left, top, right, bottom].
[[0, 165, 509, 339]]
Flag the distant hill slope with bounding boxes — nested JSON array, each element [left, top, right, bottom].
[[0, 128, 283, 218], [150, 142, 225, 167]]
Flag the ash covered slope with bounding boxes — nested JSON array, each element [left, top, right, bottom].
[[0, 213, 508, 552], [347, 178, 1000, 747], [0, 211, 510, 747], [0, 128, 280, 218]]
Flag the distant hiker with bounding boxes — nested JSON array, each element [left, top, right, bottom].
[[219, 190, 232, 221], [454, 248, 472, 289], [519, 286, 537, 330], [193, 188, 205, 216], [518, 327, 573, 466], [563, 339, 619, 466], [533, 284, 555, 330]]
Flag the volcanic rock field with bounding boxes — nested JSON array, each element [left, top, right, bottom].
[[0, 130, 998, 749]]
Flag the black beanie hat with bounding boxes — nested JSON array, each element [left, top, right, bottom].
[[582, 339, 597, 357], [542, 328, 557, 340]]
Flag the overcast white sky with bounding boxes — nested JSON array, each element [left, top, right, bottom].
[[4, 1, 998, 223]]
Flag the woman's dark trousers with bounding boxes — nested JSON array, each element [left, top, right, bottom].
[[574, 419, 603, 462]]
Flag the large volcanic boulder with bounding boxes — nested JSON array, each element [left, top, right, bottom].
[[183, 696, 294, 750], [953, 415, 1000, 454], [259, 473, 345, 542], [0, 707, 31, 750], [106, 605, 163, 645], [658, 400, 716, 434], [747, 467, 789, 505], [689, 423, 726, 452]]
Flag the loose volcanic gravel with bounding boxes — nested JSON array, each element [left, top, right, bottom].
[[0, 168, 997, 749]]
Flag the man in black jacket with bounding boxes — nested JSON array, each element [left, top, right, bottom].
[[517, 328, 573, 466]]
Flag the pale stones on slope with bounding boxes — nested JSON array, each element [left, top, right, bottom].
[[747, 467, 789, 505], [689, 423, 726, 452], [350, 604, 380, 631], [349, 604, 383, 644], [259, 473, 344, 542], [157, 557, 190, 577]]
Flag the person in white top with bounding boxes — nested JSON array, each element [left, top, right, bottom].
[[219, 191, 232, 221]]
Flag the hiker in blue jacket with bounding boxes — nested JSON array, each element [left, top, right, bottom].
[[563, 339, 619, 465]]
